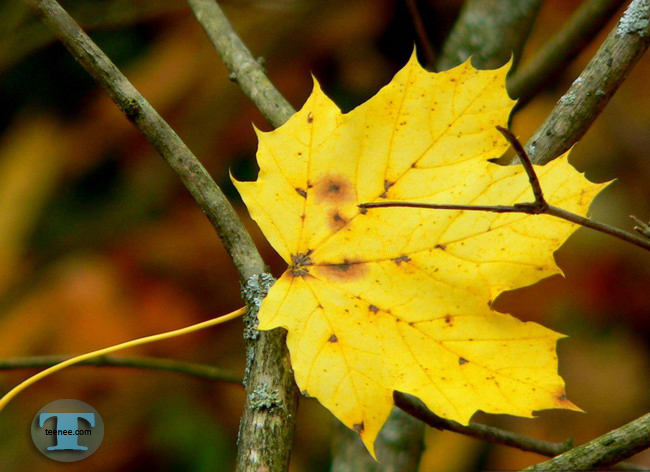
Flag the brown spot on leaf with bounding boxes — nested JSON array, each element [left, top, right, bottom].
[[319, 260, 368, 282], [459, 357, 469, 365], [368, 304, 379, 313], [359, 206, 368, 215], [393, 255, 411, 265], [379, 180, 394, 199], [314, 174, 354, 204], [295, 187, 307, 198], [353, 422, 365, 434], [435, 244, 447, 250], [329, 210, 347, 230], [328, 334, 338, 343], [307, 112, 313, 123], [444, 314, 453, 324]]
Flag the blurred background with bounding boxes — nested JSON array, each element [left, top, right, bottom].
[[0, 0, 648, 470]]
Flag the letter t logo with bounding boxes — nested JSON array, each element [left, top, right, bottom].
[[39, 413, 95, 450]]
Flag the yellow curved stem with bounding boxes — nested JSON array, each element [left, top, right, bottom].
[[0, 306, 246, 411]]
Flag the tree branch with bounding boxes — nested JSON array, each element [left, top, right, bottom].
[[394, 393, 647, 471], [187, 0, 294, 129], [0, 355, 242, 385], [508, 0, 627, 107], [185, 1, 305, 470], [21, 0, 264, 280], [21, 1, 298, 471], [523, 0, 650, 165], [394, 392, 571, 457], [436, 0, 542, 71], [522, 413, 650, 471]]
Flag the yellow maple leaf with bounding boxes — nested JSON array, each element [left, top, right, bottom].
[[234, 53, 606, 456]]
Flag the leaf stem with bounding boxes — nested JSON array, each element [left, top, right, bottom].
[[0, 307, 245, 411], [360, 127, 650, 252]]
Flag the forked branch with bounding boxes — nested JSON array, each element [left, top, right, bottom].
[[360, 127, 650, 252]]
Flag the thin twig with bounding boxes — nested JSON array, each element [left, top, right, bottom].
[[394, 393, 571, 457], [508, 0, 627, 107], [522, 413, 650, 471], [394, 393, 647, 471], [0, 355, 242, 385], [405, 0, 436, 68], [545, 205, 650, 251], [523, 0, 650, 165], [360, 128, 650, 252], [362, 201, 530, 213], [497, 126, 546, 205], [630, 215, 650, 237], [361, 201, 650, 252]]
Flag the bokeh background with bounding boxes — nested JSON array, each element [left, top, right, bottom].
[[0, 0, 648, 470]]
